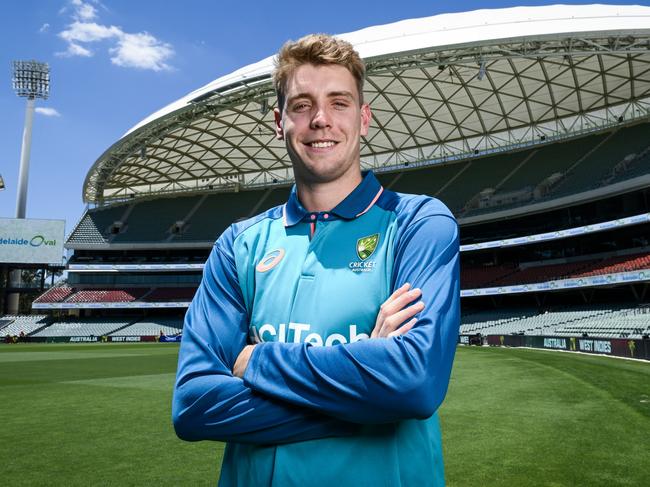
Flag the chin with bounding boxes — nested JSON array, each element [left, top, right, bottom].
[[300, 162, 350, 184]]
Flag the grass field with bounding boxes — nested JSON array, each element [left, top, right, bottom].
[[1, 344, 648, 486]]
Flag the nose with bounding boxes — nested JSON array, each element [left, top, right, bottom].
[[310, 105, 331, 129]]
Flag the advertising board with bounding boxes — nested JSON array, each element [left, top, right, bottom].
[[0, 218, 65, 264]]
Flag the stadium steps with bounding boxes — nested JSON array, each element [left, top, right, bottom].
[[165, 194, 209, 243], [107, 203, 136, 243], [492, 149, 539, 193], [460, 310, 538, 334], [549, 130, 617, 196], [548, 124, 650, 199], [247, 188, 276, 218], [608, 145, 650, 183], [136, 288, 156, 301], [450, 153, 526, 216], [101, 317, 143, 336], [0, 318, 15, 333], [26, 319, 55, 337], [434, 161, 472, 202]]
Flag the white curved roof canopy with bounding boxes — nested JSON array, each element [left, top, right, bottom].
[[84, 4, 650, 204]]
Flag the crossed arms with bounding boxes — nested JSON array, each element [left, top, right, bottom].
[[172, 208, 460, 444]]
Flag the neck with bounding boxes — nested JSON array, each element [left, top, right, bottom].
[[296, 168, 362, 212]]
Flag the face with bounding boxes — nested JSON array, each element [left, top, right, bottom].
[[275, 64, 371, 185]]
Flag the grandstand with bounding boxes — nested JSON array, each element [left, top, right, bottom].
[[110, 317, 183, 337], [3, 5, 650, 357], [1, 315, 51, 337], [460, 305, 650, 339], [32, 317, 135, 338]]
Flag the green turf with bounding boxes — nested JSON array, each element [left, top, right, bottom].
[[0, 344, 222, 486], [440, 347, 650, 487], [0, 344, 648, 486]]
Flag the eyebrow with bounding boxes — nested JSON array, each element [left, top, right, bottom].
[[286, 90, 356, 105]]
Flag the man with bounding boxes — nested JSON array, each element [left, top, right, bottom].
[[173, 34, 460, 486]]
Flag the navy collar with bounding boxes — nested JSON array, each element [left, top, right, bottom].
[[283, 171, 383, 227]]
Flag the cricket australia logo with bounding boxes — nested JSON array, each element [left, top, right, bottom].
[[349, 233, 379, 272]]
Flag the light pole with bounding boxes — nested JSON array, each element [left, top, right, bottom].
[[12, 60, 49, 218], [7, 60, 50, 315]]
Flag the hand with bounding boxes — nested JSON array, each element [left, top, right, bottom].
[[371, 283, 424, 338], [233, 344, 256, 378]]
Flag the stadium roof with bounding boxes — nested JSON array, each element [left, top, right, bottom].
[[83, 4, 650, 204]]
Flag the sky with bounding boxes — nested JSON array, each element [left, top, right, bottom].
[[0, 0, 647, 237]]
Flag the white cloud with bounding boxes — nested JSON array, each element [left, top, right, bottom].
[[59, 21, 120, 43], [39, 23, 50, 33], [56, 3, 174, 71], [56, 42, 93, 57], [35, 108, 61, 117], [110, 32, 173, 71], [71, 0, 98, 21]]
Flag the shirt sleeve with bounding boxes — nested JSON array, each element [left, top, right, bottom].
[[172, 230, 359, 444], [242, 204, 460, 424]]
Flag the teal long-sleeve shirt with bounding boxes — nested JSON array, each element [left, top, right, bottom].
[[172, 171, 460, 486]]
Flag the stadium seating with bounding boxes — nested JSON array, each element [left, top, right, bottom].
[[378, 161, 471, 201], [461, 305, 650, 338], [144, 287, 197, 302], [462, 250, 650, 288], [66, 288, 147, 303], [67, 204, 127, 245], [574, 251, 650, 277], [1, 315, 51, 336], [554, 306, 650, 338], [33, 286, 74, 303], [551, 123, 650, 198], [110, 195, 202, 243], [458, 123, 650, 217], [460, 264, 517, 288], [173, 190, 263, 241], [496, 134, 603, 194], [494, 260, 597, 285], [65, 122, 650, 249], [32, 284, 197, 305], [110, 317, 183, 336], [437, 154, 525, 214], [32, 318, 134, 337]]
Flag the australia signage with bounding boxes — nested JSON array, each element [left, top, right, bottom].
[[0, 218, 65, 264]]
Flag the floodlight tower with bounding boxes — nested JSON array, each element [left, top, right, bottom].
[[7, 61, 50, 315], [12, 60, 50, 218]]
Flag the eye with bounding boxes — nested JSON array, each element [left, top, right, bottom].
[[332, 99, 350, 110], [291, 102, 310, 112]]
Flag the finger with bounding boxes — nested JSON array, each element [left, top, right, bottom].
[[373, 284, 411, 338], [382, 283, 411, 309], [376, 294, 422, 338], [381, 287, 422, 318], [379, 301, 424, 337], [388, 317, 417, 338]]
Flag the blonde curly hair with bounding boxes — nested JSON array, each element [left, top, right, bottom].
[[273, 34, 365, 111]]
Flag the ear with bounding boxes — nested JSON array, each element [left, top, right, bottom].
[[274, 108, 284, 140], [360, 103, 372, 137]]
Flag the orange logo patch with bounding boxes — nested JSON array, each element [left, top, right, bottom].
[[256, 248, 285, 273]]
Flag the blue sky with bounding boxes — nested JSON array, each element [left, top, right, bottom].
[[0, 0, 646, 235]]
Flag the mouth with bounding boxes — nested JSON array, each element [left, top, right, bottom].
[[306, 140, 338, 149]]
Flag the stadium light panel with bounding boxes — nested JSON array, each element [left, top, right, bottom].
[[12, 60, 50, 100]]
